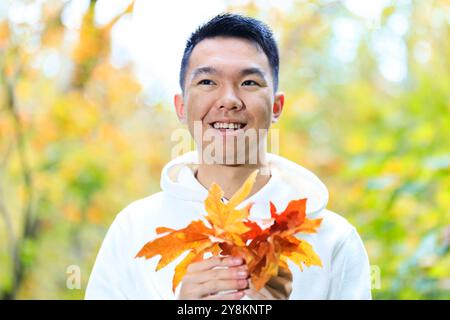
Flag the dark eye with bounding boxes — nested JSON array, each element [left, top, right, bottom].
[[242, 80, 259, 86], [198, 79, 214, 85]]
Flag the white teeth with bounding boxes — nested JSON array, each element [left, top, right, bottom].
[[213, 122, 243, 130]]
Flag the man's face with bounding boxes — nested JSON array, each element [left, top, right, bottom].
[[174, 36, 284, 164]]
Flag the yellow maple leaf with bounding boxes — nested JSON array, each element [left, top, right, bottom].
[[204, 170, 258, 244]]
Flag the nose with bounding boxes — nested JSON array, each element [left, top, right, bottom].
[[217, 86, 244, 111]]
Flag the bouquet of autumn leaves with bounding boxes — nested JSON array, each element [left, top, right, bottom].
[[135, 170, 323, 293]]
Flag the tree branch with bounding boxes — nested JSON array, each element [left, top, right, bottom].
[[0, 64, 37, 299]]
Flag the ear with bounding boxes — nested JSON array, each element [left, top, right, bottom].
[[174, 93, 187, 124], [271, 92, 284, 123]]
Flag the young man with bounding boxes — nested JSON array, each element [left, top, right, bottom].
[[85, 14, 372, 300]]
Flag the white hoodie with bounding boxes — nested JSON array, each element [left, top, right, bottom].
[[85, 152, 372, 300]]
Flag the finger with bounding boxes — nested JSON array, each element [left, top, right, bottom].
[[266, 275, 292, 297], [204, 290, 245, 300], [278, 265, 293, 281], [197, 279, 249, 297], [265, 284, 287, 300], [246, 281, 287, 300], [244, 281, 272, 300], [187, 256, 244, 273], [185, 265, 249, 284], [244, 288, 269, 300]]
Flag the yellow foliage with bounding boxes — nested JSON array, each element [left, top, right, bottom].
[[0, 21, 9, 49]]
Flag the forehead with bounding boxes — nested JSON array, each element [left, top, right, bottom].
[[187, 36, 271, 75]]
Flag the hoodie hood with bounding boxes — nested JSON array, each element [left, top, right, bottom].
[[160, 151, 329, 216]]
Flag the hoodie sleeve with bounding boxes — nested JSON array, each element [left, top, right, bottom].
[[85, 212, 135, 299], [327, 228, 372, 300]]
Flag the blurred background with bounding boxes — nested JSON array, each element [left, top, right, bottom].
[[0, 0, 449, 299]]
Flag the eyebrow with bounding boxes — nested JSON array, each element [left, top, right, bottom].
[[190, 67, 218, 81], [239, 67, 267, 80], [190, 66, 267, 82]]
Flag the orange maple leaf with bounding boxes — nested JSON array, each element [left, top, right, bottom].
[[245, 199, 323, 290]]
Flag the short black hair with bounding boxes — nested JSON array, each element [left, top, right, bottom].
[[179, 13, 280, 93]]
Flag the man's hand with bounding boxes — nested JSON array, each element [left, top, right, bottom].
[[178, 256, 250, 300], [244, 266, 293, 300]]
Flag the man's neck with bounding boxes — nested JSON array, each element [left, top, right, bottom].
[[195, 162, 271, 201]]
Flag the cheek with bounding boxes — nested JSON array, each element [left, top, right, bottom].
[[184, 93, 216, 138], [246, 95, 273, 127], [184, 93, 210, 123]]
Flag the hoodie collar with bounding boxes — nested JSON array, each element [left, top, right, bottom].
[[160, 151, 329, 215]]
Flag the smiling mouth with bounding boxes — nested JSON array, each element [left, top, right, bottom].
[[208, 121, 247, 131]]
